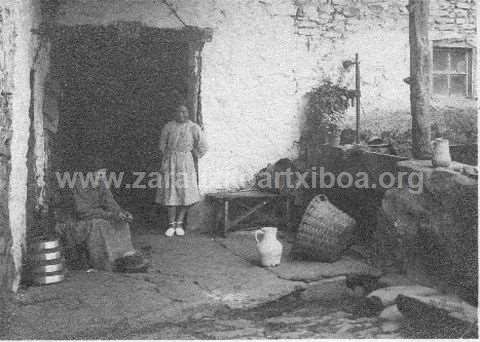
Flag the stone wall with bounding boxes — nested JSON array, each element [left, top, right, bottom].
[[55, 0, 477, 192], [374, 160, 478, 304], [293, 0, 477, 136]]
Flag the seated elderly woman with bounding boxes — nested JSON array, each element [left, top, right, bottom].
[[67, 156, 148, 272]]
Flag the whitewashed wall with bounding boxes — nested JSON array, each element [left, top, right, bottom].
[[55, 0, 477, 191]]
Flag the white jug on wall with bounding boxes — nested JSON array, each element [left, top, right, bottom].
[[432, 138, 451, 168]]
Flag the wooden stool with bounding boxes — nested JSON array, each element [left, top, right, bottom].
[[206, 190, 293, 236]]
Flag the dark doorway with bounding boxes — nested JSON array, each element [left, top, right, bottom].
[[49, 24, 209, 220]]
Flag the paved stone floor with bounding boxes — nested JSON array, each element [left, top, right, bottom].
[[125, 293, 404, 339], [4, 229, 416, 339]]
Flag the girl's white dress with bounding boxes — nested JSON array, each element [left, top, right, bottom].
[[155, 120, 207, 206]]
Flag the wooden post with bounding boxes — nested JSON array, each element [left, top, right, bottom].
[[409, 0, 432, 159]]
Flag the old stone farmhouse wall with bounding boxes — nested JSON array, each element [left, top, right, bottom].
[[0, 0, 477, 293], [294, 0, 477, 136], [56, 0, 477, 191]]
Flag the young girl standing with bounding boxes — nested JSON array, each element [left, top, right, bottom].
[[156, 104, 207, 237]]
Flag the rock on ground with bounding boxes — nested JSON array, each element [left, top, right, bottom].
[[368, 285, 438, 306], [396, 293, 478, 326], [381, 321, 401, 333], [300, 276, 348, 301], [379, 305, 403, 321], [374, 160, 477, 304]]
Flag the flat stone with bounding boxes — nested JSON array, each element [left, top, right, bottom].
[[396, 293, 478, 325], [336, 323, 355, 334], [368, 285, 439, 306], [207, 327, 263, 339], [352, 317, 377, 324], [273, 257, 382, 282], [274, 330, 311, 339], [218, 318, 255, 329], [300, 276, 347, 301], [381, 321, 401, 332], [377, 333, 402, 338], [379, 305, 403, 321], [190, 312, 209, 320], [349, 285, 366, 298], [265, 316, 309, 324], [327, 311, 352, 319], [221, 231, 381, 282], [377, 273, 418, 287]]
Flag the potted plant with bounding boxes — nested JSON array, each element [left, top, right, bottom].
[[305, 80, 355, 147]]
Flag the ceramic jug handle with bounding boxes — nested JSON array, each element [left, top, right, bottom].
[[255, 230, 263, 243]]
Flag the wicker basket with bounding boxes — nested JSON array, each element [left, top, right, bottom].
[[293, 194, 356, 262]]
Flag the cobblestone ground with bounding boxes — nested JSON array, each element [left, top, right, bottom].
[[127, 292, 405, 339]]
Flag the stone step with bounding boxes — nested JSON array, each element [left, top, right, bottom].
[[396, 293, 478, 326]]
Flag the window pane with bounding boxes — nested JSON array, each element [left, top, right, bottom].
[[450, 75, 467, 96], [450, 49, 467, 73], [433, 74, 448, 95], [433, 49, 449, 71]]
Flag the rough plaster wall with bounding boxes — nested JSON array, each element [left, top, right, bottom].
[[56, 0, 477, 191], [0, 2, 16, 316], [6, 0, 42, 290], [199, 2, 299, 190]]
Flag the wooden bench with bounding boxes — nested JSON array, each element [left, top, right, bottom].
[[206, 190, 293, 236]]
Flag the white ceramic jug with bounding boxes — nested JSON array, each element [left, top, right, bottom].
[[255, 227, 283, 267], [432, 138, 451, 168]]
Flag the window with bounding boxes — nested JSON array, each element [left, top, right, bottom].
[[433, 47, 473, 97]]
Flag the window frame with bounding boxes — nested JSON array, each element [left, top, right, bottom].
[[432, 40, 476, 99]]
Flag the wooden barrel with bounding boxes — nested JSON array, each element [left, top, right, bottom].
[[293, 194, 356, 262], [28, 238, 65, 286]]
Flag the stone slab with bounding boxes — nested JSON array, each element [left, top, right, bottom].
[[379, 305, 404, 321], [368, 285, 439, 306], [300, 276, 348, 301], [219, 230, 381, 282], [6, 233, 302, 339], [396, 293, 478, 325]]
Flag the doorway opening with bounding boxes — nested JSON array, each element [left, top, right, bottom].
[[48, 24, 211, 226]]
